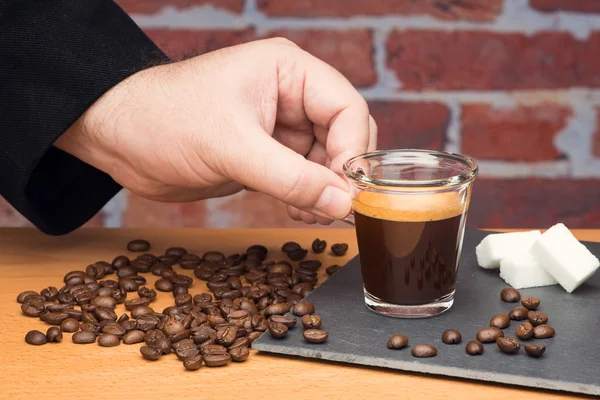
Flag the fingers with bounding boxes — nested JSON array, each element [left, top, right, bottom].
[[227, 129, 351, 220], [368, 114, 378, 152]]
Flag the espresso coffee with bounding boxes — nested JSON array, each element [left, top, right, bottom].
[[353, 191, 466, 305]]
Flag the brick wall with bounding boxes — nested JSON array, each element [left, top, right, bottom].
[[2, 0, 600, 230]]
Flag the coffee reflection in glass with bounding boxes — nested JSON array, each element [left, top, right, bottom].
[[343, 150, 478, 318]]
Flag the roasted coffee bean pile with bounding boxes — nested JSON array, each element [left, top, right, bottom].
[[18, 238, 345, 370], [386, 287, 555, 359]]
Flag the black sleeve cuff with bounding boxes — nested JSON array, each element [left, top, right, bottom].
[[0, 0, 170, 235]]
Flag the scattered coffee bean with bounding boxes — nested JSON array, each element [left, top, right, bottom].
[[287, 248, 308, 261], [476, 327, 504, 343], [98, 333, 120, 347], [25, 330, 47, 345], [91, 296, 117, 309], [496, 337, 520, 354], [387, 334, 408, 349], [41, 311, 70, 325], [269, 315, 297, 329], [524, 343, 546, 358], [441, 329, 462, 344], [465, 340, 484, 355], [72, 330, 97, 344], [127, 239, 150, 252], [140, 345, 162, 361], [265, 303, 291, 317], [268, 322, 288, 338], [509, 306, 529, 321], [60, 317, 79, 333], [183, 355, 203, 370], [155, 279, 174, 292], [528, 311, 549, 326], [122, 330, 146, 344], [521, 297, 540, 310], [303, 329, 328, 344], [112, 255, 130, 269], [311, 238, 327, 254], [489, 314, 510, 329], [17, 291, 40, 304], [204, 353, 231, 367], [516, 322, 534, 340], [331, 243, 348, 256], [282, 242, 301, 253], [325, 265, 341, 275], [166, 247, 187, 258], [500, 287, 521, 303], [292, 301, 315, 316], [40, 286, 59, 301], [301, 314, 322, 330], [46, 327, 63, 343], [21, 300, 45, 317], [412, 344, 437, 358], [229, 346, 250, 362], [533, 324, 555, 339]]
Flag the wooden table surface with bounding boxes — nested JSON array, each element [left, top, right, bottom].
[[1, 228, 597, 400]]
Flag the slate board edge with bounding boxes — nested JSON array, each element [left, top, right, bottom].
[[253, 343, 599, 396]]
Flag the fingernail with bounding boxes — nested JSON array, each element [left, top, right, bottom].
[[314, 186, 351, 220]]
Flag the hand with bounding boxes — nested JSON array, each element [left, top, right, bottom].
[[55, 38, 377, 224]]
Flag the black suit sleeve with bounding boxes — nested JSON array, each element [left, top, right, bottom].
[[0, 0, 169, 235]]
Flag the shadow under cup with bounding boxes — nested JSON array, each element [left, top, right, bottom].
[[343, 150, 478, 318]]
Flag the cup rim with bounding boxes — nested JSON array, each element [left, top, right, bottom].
[[342, 149, 478, 188]]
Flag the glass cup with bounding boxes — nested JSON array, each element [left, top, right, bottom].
[[342, 149, 478, 318]]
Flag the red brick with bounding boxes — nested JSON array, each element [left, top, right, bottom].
[[368, 101, 449, 150], [0, 198, 103, 228], [594, 107, 600, 158], [468, 179, 600, 228], [257, 0, 503, 21], [529, 0, 600, 13], [123, 190, 347, 228], [461, 103, 571, 161], [144, 28, 255, 60], [386, 30, 600, 91], [266, 29, 376, 87], [115, 0, 244, 15]]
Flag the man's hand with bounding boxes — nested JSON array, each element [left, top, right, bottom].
[[56, 38, 377, 224]]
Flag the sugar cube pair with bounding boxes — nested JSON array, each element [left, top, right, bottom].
[[476, 224, 600, 293]]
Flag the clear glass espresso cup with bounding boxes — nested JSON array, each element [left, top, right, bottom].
[[342, 149, 478, 318]]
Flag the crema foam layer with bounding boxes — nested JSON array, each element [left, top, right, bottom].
[[352, 190, 467, 222]]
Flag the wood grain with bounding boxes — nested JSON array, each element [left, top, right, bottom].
[[0, 228, 595, 400]]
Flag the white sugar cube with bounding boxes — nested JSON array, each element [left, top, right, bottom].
[[476, 231, 542, 269], [499, 253, 558, 289], [529, 223, 600, 293]]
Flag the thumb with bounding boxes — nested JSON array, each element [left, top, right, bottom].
[[226, 129, 352, 220]]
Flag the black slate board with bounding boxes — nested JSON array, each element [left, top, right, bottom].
[[253, 229, 600, 396]]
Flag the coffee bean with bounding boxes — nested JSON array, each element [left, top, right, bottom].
[[130, 306, 153, 319], [268, 322, 288, 338], [251, 315, 269, 332], [204, 353, 231, 367], [127, 239, 150, 252], [411, 344, 437, 358], [17, 290, 40, 304], [155, 279, 174, 292], [282, 242, 301, 253], [299, 314, 321, 330], [496, 337, 520, 354], [46, 327, 63, 343], [489, 314, 510, 329], [140, 345, 162, 361], [387, 334, 408, 349], [331, 243, 349, 256], [91, 296, 117, 309], [174, 293, 192, 307], [265, 302, 291, 317], [79, 323, 100, 333], [21, 300, 45, 317], [299, 260, 322, 271], [173, 339, 200, 361], [112, 255, 130, 269], [194, 267, 214, 281], [202, 251, 225, 264], [533, 324, 555, 339], [25, 330, 47, 345], [98, 333, 120, 347], [508, 306, 529, 321], [60, 318, 80, 333], [292, 301, 315, 316], [247, 331, 261, 346], [227, 337, 250, 351], [527, 311, 549, 326], [465, 340, 484, 355], [325, 265, 341, 276], [201, 344, 228, 356], [311, 238, 327, 254], [476, 327, 504, 343], [216, 326, 237, 346], [58, 292, 76, 305], [163, 316, 185, 337], [524, 343, 546, 358], [145, 329, 166, 346], [287, 248, 308, 261], [441, 329, 462, 344], [171, 274, 193, 287], [166, 247, 187, 258], [521, 297, 540, 310], [183, 355, 203, 371], [170, 329, 191, 343], [40, 286, 59, 301], [121, 330, 145, 344], [102, 323, 127, 337], [86, 264, 105, 280], [516, 321, 534, 340], [500, 287, 521, 303], [72, 330, 97, 344], [119, 278, 139, 293], [303, 329, 328, 344], [180, 253, 201, 269], [269, 315, 297, 329], [137, 287, 157, 300], [116, 266, 137, 279], [41, 311, 69, 325]]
